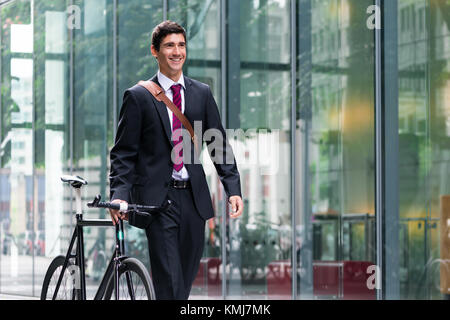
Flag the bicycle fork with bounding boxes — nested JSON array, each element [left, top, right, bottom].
[[114, 219, 135, 300]]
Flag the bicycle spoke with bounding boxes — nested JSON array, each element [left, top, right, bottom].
[[120, 276, 129, 299], [114, 270, 148, 300], [132, 273, 141, 298], [131, 272, 143, 299], [46, 265, 75, 300]]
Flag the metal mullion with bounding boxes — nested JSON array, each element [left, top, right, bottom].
[[298, 0, 313, 299], [220, 0, 227, 300], [424, 0, 432, 300], [163, 0, 167, 21], [290, 0, 297, 300], [0, 2, 2, 170], [376, 0, 400, 300], [0, 0, 3, 296], [70, 0, 74, 176], [69, 0, 74, 233], [113, 0, 117, 139], [375, 0, 383, 301], [30, 0, 35, 297]]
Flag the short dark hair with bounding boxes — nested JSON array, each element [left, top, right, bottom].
[[151, 20, 186, 51]]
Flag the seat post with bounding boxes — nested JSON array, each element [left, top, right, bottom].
[[75, 187, 82, 216]]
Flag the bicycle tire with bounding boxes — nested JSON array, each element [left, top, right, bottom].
[[104, 257, 155, 300], [41, 255, 79, 300]]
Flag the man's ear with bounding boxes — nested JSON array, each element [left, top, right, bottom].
[[150, 45, 158, 59]]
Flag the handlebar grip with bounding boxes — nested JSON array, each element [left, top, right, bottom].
[[87, 201, 120, 210], [104, 202, 122, 210]]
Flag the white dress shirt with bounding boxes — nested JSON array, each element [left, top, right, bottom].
[[157, 70, 190, 181]]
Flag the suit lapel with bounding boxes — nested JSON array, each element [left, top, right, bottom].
[[183, 76, 194, 127], [150, 75, 173, 146]]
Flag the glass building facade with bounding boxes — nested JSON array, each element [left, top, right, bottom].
[[0, 0, 449, 300]]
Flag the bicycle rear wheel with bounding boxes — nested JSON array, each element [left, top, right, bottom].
[[104, 257, 155, 300], [41, 255, 79, 300]]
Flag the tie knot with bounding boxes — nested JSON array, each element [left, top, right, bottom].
[[171, 84, 182, 94]]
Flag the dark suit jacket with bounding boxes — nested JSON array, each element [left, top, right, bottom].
[[109, 75, 241, 220]]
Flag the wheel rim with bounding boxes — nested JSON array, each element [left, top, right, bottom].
[[46, 266, 76, 300]]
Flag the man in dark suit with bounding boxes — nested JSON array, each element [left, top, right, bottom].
[[108, 20, 244, 300]]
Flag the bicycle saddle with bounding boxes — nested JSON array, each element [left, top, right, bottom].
[[60, 175, 88, 188]]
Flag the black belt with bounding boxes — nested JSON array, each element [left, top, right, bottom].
[[169, 179, 191, 189]]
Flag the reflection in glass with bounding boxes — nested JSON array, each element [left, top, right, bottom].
[[226, 0, 291, 299], [32, 0, 71, 297], [398, 0, 450, 300], [0, 0, 448, 301], [70, 0, 114, 299], [0, 0, 34, 296], [296, 0, 376, 300], [427, 0, 450, 301]]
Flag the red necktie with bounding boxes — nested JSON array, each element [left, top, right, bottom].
[[171, 84, 183, 172]]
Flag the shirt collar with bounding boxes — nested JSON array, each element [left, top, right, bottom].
[[157, 70, 185, 92]]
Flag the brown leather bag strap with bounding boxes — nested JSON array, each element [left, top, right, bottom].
[[137, 80, 199, 154]]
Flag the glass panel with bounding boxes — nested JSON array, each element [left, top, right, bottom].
[[296, 0, 376, 300], [399, 0, 450, 300], [72, 0, 114, 299], [117, 0, 162, 94], [169, 0, 220, 61], [33, 0, 71, 297], [0, 0, 446, 301], [428, 0, 450, 300], [0, 0, 33, 296], [227, 0, 291, 300], [398, 0, 429, 300]]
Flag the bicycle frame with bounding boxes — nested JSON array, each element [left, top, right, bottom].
[[52, 187, 131, 300]]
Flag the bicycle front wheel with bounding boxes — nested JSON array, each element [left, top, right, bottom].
[[41, 255, 79, 300], [104, 257, 155, 300]]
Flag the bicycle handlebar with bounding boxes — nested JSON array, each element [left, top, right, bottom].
[[87, 194, 171, 214]]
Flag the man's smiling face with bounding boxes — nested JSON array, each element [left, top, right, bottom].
[[151, 33, 186, 81]]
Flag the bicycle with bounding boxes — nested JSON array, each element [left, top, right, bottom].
[[40, 175, 170, 300], [414, 253, 450, 300]]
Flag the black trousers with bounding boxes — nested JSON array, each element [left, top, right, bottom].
[[145, 185, 205, 300]]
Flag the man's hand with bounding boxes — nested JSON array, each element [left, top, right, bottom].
[[228, 196, 244, 219], [109, 199, 129, 225]]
